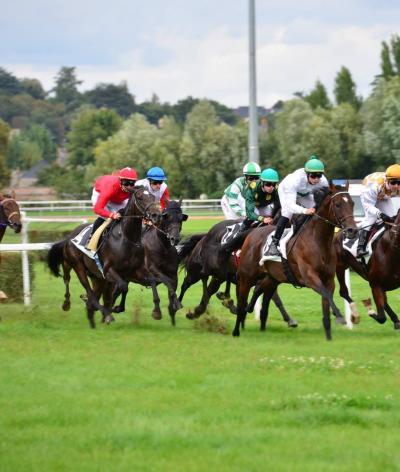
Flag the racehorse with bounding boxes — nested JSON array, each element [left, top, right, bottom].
[[47, 186, 162, 328], [233, 182, 358, 340], [0, 192, 22, 240], [111, 199, 188, 323], [178, 219, 297, 327], [0, 192, 22, 299], [335, 208, 400, 329]]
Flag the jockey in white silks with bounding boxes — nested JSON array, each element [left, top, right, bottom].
[[356, 164, 400, 258], [265, 155, 329, 256], [220, 162, 261, 220]]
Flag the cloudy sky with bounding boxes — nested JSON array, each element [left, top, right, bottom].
[[1, 0, 399, 107]]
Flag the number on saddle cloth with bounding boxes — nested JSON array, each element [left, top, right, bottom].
[[221, 222, 243, 246]]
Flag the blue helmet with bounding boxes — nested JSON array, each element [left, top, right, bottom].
[[147, 166, 167, 181]]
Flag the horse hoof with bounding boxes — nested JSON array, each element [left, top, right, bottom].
[[104, 314, 115, 324], [62, 302, 71, 312], [369, 314, 387, 324], [112, 306, 125, 314], [288, 319, 298, 328], [232, 330, 240, 337], [394, 322, 400, 330], [216, 292, 228, 301], [152, 311, 162, 320], [351, 315, 360, 324], [335, 316, 347, 325]]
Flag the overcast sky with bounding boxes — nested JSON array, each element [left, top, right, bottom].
[[1, 0, 399, 107]]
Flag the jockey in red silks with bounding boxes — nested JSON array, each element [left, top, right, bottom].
[[89, 167, 138, 236], [135, 166, 170, 210]]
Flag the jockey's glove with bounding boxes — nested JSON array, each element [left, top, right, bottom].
[[380, 213, 393, 223]]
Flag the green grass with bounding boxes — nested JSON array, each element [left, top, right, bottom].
[[1, 217, 400, 471]]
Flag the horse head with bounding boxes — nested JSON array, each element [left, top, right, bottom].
[[314, 181, 358, 239], [129, 185, 162, 226], [161, 199, 189, 246], [388, 208, 400, 249], [0, 193, 22, 233]]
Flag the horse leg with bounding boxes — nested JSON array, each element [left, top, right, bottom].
[[149, 280, 162, 320], [369, 285, 387, 324], [187, 276, 217, 319], [271, 290, 298, 328], [61, 261, 71, 312], [216, 280, 231, 301], [245, 282, 263, 313], [232, 276, 251, 337], [336, 261, 360, 324], [259, 280, 278, 331], [178, 272, 201, 302], [111, 287, 127, 313], [384, 302, 400, 330]]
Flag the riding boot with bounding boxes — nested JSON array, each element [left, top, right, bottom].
[[267, 216, 289, 256], [85, 217, 105, 247], [356, 229, 369, 258]]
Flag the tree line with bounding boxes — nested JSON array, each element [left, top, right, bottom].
[[1, 34, 400, 197]]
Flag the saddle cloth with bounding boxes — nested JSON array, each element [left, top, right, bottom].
[[259, 227, 294, 265], [342, 226, 385, 264], [71, 225, 96, 259], [221, 222, 242, 246]]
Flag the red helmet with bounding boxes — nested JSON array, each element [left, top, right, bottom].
[[118, 167, 138, 180]]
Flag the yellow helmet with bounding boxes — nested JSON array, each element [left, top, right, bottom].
[[385, 164, 400, 179]]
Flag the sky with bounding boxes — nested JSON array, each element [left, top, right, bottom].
[[1, 0, 399, 108]]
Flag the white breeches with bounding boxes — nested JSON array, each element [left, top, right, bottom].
[[91, 189, 129, 214], [359, 199, 395, 229], [220, 195, 245, 220]]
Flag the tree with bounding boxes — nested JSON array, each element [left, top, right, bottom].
[[67, 108, 123, 167], [0, 119, 11, 187], [6, 134, 42, 170], [83, 82, 135, 118], [0, 68, 21, 96], [19, 78, 46, 100], [379, 35, 400, 80], [25, 124, 57, 162], [304, 80, 331, 109], [51, 67, 82, 110], [334, 66, 361, 109]]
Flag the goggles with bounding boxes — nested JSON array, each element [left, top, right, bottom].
[[261, 181, 277, 188], [388, 179, 400, 186], [121, 179, 136, 187], [307, 172, 323, 179], [246, 175, 259, 181], [150, 180, 163, 185]]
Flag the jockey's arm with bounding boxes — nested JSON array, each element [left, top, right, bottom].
[[160, 187, 171, 210], [360, 186, 381, 218], [94, 188, 116, 218], [225, 182, 245, 217]]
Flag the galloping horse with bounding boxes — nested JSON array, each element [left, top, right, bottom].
[[233, 182, 358, 340], [335, 209, 400, 329], [47, 186, 162, 328], [111, 199, 188, 323], [178, 219, 297, 327], [0, 192, 22, 299]]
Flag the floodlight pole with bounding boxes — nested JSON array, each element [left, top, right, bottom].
[[248, 0, 259, 164]]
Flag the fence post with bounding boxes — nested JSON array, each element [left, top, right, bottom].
[[21, 212, 31, 306]]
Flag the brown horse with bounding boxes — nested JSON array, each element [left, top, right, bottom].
[[47, 186, 162, 328], [335, 209, 400, 329], [0, 192, 22, 240], [233, 182, 358, 340], [178, 219, 297, 327]]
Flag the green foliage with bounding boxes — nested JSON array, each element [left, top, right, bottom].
[[334, 66, 361, 109], [83, 82, 135, 118], [0, 119, 10, 186], [37, 164, 89, 198], [19, 78, 46, 100], [304, 80, 332, 109], [24, 124, 57, 162], [0, 254, 35, 302], [67, 108, 123, 167], [379, 35, 400, 80], [51, 66, 82, 110], [135, 93, 173, 125], [6, 134, 42, 170], [0, 68, 21, 95]]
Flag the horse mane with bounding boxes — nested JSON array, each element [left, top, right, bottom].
[[164, 200, 181, 212], [312, 186, 330, 209]]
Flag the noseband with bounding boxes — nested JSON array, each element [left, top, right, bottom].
[[131, 190, 160, 220], [313, 191, 354, 231]]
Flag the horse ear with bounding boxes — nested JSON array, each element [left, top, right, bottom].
[[11, 189, 16, 199], [178, 197, 183, 206]]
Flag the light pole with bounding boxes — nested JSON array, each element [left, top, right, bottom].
[[248, 0, 259, 164]]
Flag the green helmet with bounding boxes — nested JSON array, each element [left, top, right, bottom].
[[304, 155, 325, 173], [243, 162, 261, 176], [260, 168, 279, 182]]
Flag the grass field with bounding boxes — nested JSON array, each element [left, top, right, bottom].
[[1, 217, 400, 471]]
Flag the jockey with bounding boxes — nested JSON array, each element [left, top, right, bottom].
[[266, 155, 329, 256], [135, 166, 170, 210], [243, 168, 281, 227], [356, 164, 400, 258], [221, 162, 261, 219], [91, 166, 138, 232]]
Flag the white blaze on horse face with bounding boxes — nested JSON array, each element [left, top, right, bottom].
[[143, 191, 149, 195], [343, 196, 349, 203]]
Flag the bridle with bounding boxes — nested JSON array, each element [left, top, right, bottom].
[[124, 188, 161, 222], [0, 198, 21, 228], [313, 191, 355, 233]]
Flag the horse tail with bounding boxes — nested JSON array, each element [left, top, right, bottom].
[[47, 240, 67, 277], [177, 233, 206, 266]]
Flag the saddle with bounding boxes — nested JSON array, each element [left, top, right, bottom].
[[259, 227, 294, 264], [342, 224, 386, 262]]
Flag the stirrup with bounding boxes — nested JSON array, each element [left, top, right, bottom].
[[356, 249, 368, 258], [267, 241, 281, 256]]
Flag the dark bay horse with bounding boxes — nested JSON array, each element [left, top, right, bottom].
[[178, 219, 297, 327], [233, 182, 358, 340], [335, 209, 400, 329], [111, 199, 188, 323], [47, 186, 162, 328]]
